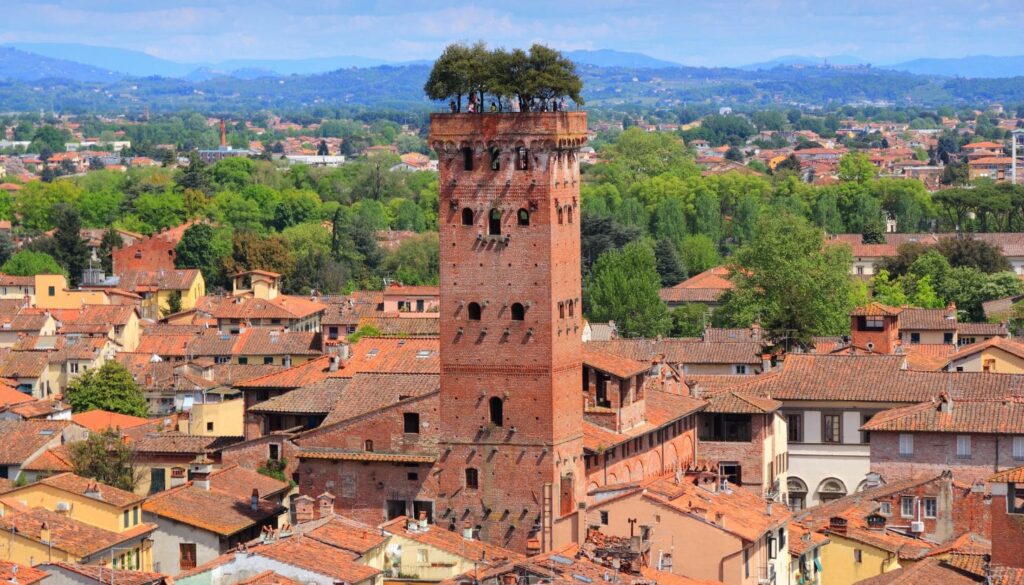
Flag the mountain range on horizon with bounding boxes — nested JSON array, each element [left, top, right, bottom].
[[6, 42, 1024, 80]]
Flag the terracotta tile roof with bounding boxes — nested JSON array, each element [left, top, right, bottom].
[[383, 284, 440, 297], [320, 291, 384, 327], [970, 156, 1013, 165], [250, 378, 349, 414], [320, 372, 439, 427], [251, 535, 381, 583], [903, 343, 957, 371], [235, 355, 337, 390], [238, 329, 322, 356], [20, 444, 73, 473], [211, 295, 325, 321], [788, 524, 828, 557], [851, 302, 902, 317], [963, 141, 1004, 149], [33, 472, 145, 507], [853, 557, 980, 585], [0, 419, 68, 465], [72, 409, 151, 432], [957, 322, 1008, 336], [645, 389, 707, 425], [132, 432, 241, 455], [702, 327, 762, 342], [54, 304, 137, 328], [925, 531, 991, 558], [143, 479, 285, 536], [237, 571, 302, 585], [41, 563, 167, 585], [0, 350, 50, 378], [0, 383, 36, 406], [583, 348, 649, 379], [988, 465, 1024, 483], [861, 397, 1024, 434], [640, 474, 791, 543], [117, 269, 200, 292], [900, 307, 957, 330], [8, 399, 69, 419], [135, 335, 195, 358], [700, 389, 781, 414], [659, 267, 734, 303], [685, 375, 756, 394], [1, 312, 51, 333], [382, 516, 525, 564], [587, 339, 762, 365], [0, 274, 33, 287], [339, 337, 440, 377], [0, 560, 47, 585], [301, 516, 387, 554], [356, 316, 439, 336], [208, 465, 289, 499], [0, 507, 155, 557], [947, 336, 1024, 363]]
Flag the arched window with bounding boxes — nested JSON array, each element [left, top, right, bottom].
[[517, 209, 530, 226], [462, 147, 474, 171], [568, 300, 574, 317], [461, 208, 474, 226], [510, 303, 526, 321], [488, 209, 502, 235], [364, 440, 374, 452], [567, 206, 574, 224], [489, 146, 501, 171], [467, 302, 482, 320], [817, 478, 847, 504], [465, 468, 479, 489], [558, 302, 565, 319], [515, 146, 529, 170], [557, 207, 564, 225], [489, 397, 503, 427], [787, 478, 807, 511]]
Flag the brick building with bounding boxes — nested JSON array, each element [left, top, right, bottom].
[[988, 465, 1024, 569]]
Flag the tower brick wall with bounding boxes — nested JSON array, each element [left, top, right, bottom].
[[429, 112, 588, 553]]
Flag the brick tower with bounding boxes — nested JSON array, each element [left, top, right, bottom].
[[429, 112, 588, 553]]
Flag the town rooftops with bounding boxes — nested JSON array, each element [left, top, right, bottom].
[[246, 535, 381, 584], [71, 409, 151, 433], [852, 557, 981, 585], [0, 560, 47, 585], [382, 516, 525, 565], [250, 377, 349, 415], [988, 465, 1024, 483], [956, 321, 1008, 337], [0, 350, 50, 378], [210, 295, 325, 321], [946, 336, 1024, 364], [299, 514, 387, 555], [339, 337, 440, 376], [0, 419, 69, 465], [899, 307, 957, 330], [658, 266, 735, 303], [132, 432, 242, 455], [39, 563, 167, 585], [31, 472, 145, 507], [851, 302, 902, 317], [586, 339, 763, 365], [143, 466, 286, 536], [583, 347, 650, 379], [52, 304, 138, 329], [861, 396, 1024, 434], [235, 354, 338, 390], [20, 444, 73, 474], [0, 506, 155, 557], [320, 372, 439, 427]]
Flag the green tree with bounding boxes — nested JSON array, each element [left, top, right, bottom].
[[1, 250, 64, 276], [69, 430, 140, 492], [718, 213, 854, 347], [223, 231, 296, 283], [175, 223, 231, 288], [348, 324, 382, 343], [934, 237, 1010, 273], [66, 361, 149, 417], [871, 269, 909, 306], [383, 232, 440, 285], [679, 234, 721, 274], [654, 237, 687, 286], [162, 291, 183, 317], [177, 152, 211, 194], [98, 229, 123, 274], [51, 205, 90, 287], [584, 241, 671, 338], [837, 152, 877, 183], [670, 304, 709, 337]]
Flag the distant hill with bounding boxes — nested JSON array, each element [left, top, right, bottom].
[[739, 54, 870, 70], [0, 46, 124, 82], [885, 55, 1024, 78], [8, 42, 191, 77], [564, 49, 680, 69]]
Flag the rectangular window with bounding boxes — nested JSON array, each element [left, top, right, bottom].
[[237, 357, 248, 365], [403, 412, 420, 433], [957, 435, 972, 458], [559, 475, 574, 516], [179, 543, 197, 571], [734, 365, 747, 375], [863, 316, 884, 331], [699, 413, 752, 442], [149, 468, 166, 494], [719, 462, 742, 486], [1014, 437, 1024, 461], [861, 413, 872, 444], [123, 510, 129, 528], [206, 422, 214, 432], [600, 511, 609, 525], [944, 332, 954, 344], [923, 497, 937, 518], [417, 548, 429, 564], [910, 332, 921, 344], [269, 444, 280, 461], [901, 496, 915, 518], [899, 433, 914, 456], [462, 147, 474, 171], [787, 413, 803, 443], [48, 286, 55, 297], [854, 549, 862, 563], [133, 506, 139, 525], [823, 414, 841, 443], [264, 357, 274, 365], [1010, 485, 1024, 514], [880, 502, 891, 516]]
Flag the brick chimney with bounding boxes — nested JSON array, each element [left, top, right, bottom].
[[316, 492, 335, 519], [251, 488, 260, 512], [293, 494, 315, 523], [170, 467, 187, 488], [190, 456, 213, 490]]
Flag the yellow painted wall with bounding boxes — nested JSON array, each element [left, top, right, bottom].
[[0, 531, 77, 567], [819, 534, 899, 585], [0, 483, 143, 533], [386, 534, 480, 581], [33, 275, 110, 309], [184, 398, 244, 436], [154, 273, 206, 316], [115, 311, 143, 352], [233, 355, 313, 366], [950, 346, 1024, 374]]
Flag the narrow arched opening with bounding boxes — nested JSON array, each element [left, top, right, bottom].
[[510, 303, 526, 321], [488, 209, 502, 235], [461, 207, 474, 226], [489, 396, 504, 427], [467, 302, 482, 320]]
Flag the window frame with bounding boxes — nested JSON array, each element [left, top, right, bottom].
[[899, 433, 914, 457], [956, 435, 972, 458], [403, 412, 421, 434], [923, 497, 937, 519], [787, 413, 803, 443], [900, 496, 915, 518], [822, 413, 842, 443]]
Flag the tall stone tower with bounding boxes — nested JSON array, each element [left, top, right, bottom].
[[429, 112, 588, 553]]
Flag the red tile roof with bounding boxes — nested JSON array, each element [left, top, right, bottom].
[[0, 560, 47, 585], [235, 355, 337, 390], [899, 307, 957, 331], [587, 339, 762, 365], [339, 337, 440, 376], [946, 336, 1024, 363], [988, 465, 1024, 483], [320, 372, 439, 427], [20, 444, 74, 473], [250, 535, 381, 583], [250, 378, 349, 414], [853, 557, 980, 585], [32, 472, 145, 507], [0, 419, 68, 465], [143, 478, 285, 536], [861, 397, 1024, 434], [583, 348, 649, 379], [301, 516, 387, 554], [0, 507, 155, 557], [659, 267, 735, 303], [210, 295, 325, 321], [381, 516, 525, 564], [72, 409, 151, 433], [851, 302, 902, 317]]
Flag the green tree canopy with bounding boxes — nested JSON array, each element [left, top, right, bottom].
[[69, 430, 140, 492], [1, 250, 64, 276], [584, 241, 671, 338], [66, 362, 149, 417]]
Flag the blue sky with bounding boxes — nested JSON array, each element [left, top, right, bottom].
[[2, 0, 1022, 65]]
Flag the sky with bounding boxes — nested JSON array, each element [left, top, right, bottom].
[[2, 0, 1023, 66]]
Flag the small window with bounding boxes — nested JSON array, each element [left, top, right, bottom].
[[863, 316, 884, 330], [269, 444, 280, 460], [517, 209, 530, 226], [238, 357, 248, 365], [1010, 485, 1024, 514], [467, 302, 482, 320], [488, 209, 502, 235], [944, 332, 954, 344], [901, 496, 915, 518], [461, 207, 474, 226], [923, 497, 937, 518], [489, 146, 500, 171], [133, 506, 139, 525], [854, 549, 862, 563], [264, 357, 274, 365], [510, 303, 526, 321], [567, 206, 574, 223], [600, 511, 609, 525], [516, 146, 529, 170], [462, 147, 473, 171], [955, 435, 972, 458], [206, 422, 214, 432], [404, 412, 420, 434], [787, 414, 803, 443], [899, 433, 914, 456], [1014, 436, 1024, 460], [558, 302, 565, 319], [123, 509, 129, 528], [489, 397, 503, 427], [879, 502, 892, 516], [466, 468, 479, 489], [734, 365, 747, 375], [910, 332, 921, 344], [557, 207, 564, 224], [823, 414, 842, 443], [364, 440, 374, 452], [407, 472, 418, 481], [48, 286, 55, 297]]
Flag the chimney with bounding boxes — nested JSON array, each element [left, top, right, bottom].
[[329, 355, 340, 372], [170, 467, 187, 488], [293, 495, 315, 523], [84, 483, 102, 501], [761, 354, 771, 374], [39, 522, 50, 544], [190, 456, 213, 490], [251, 488, 260, 512], [935, 470, 955, 542], [316, 492, 335, 519], [462, 521, 474, 540], [418, 510, 429, 531]]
